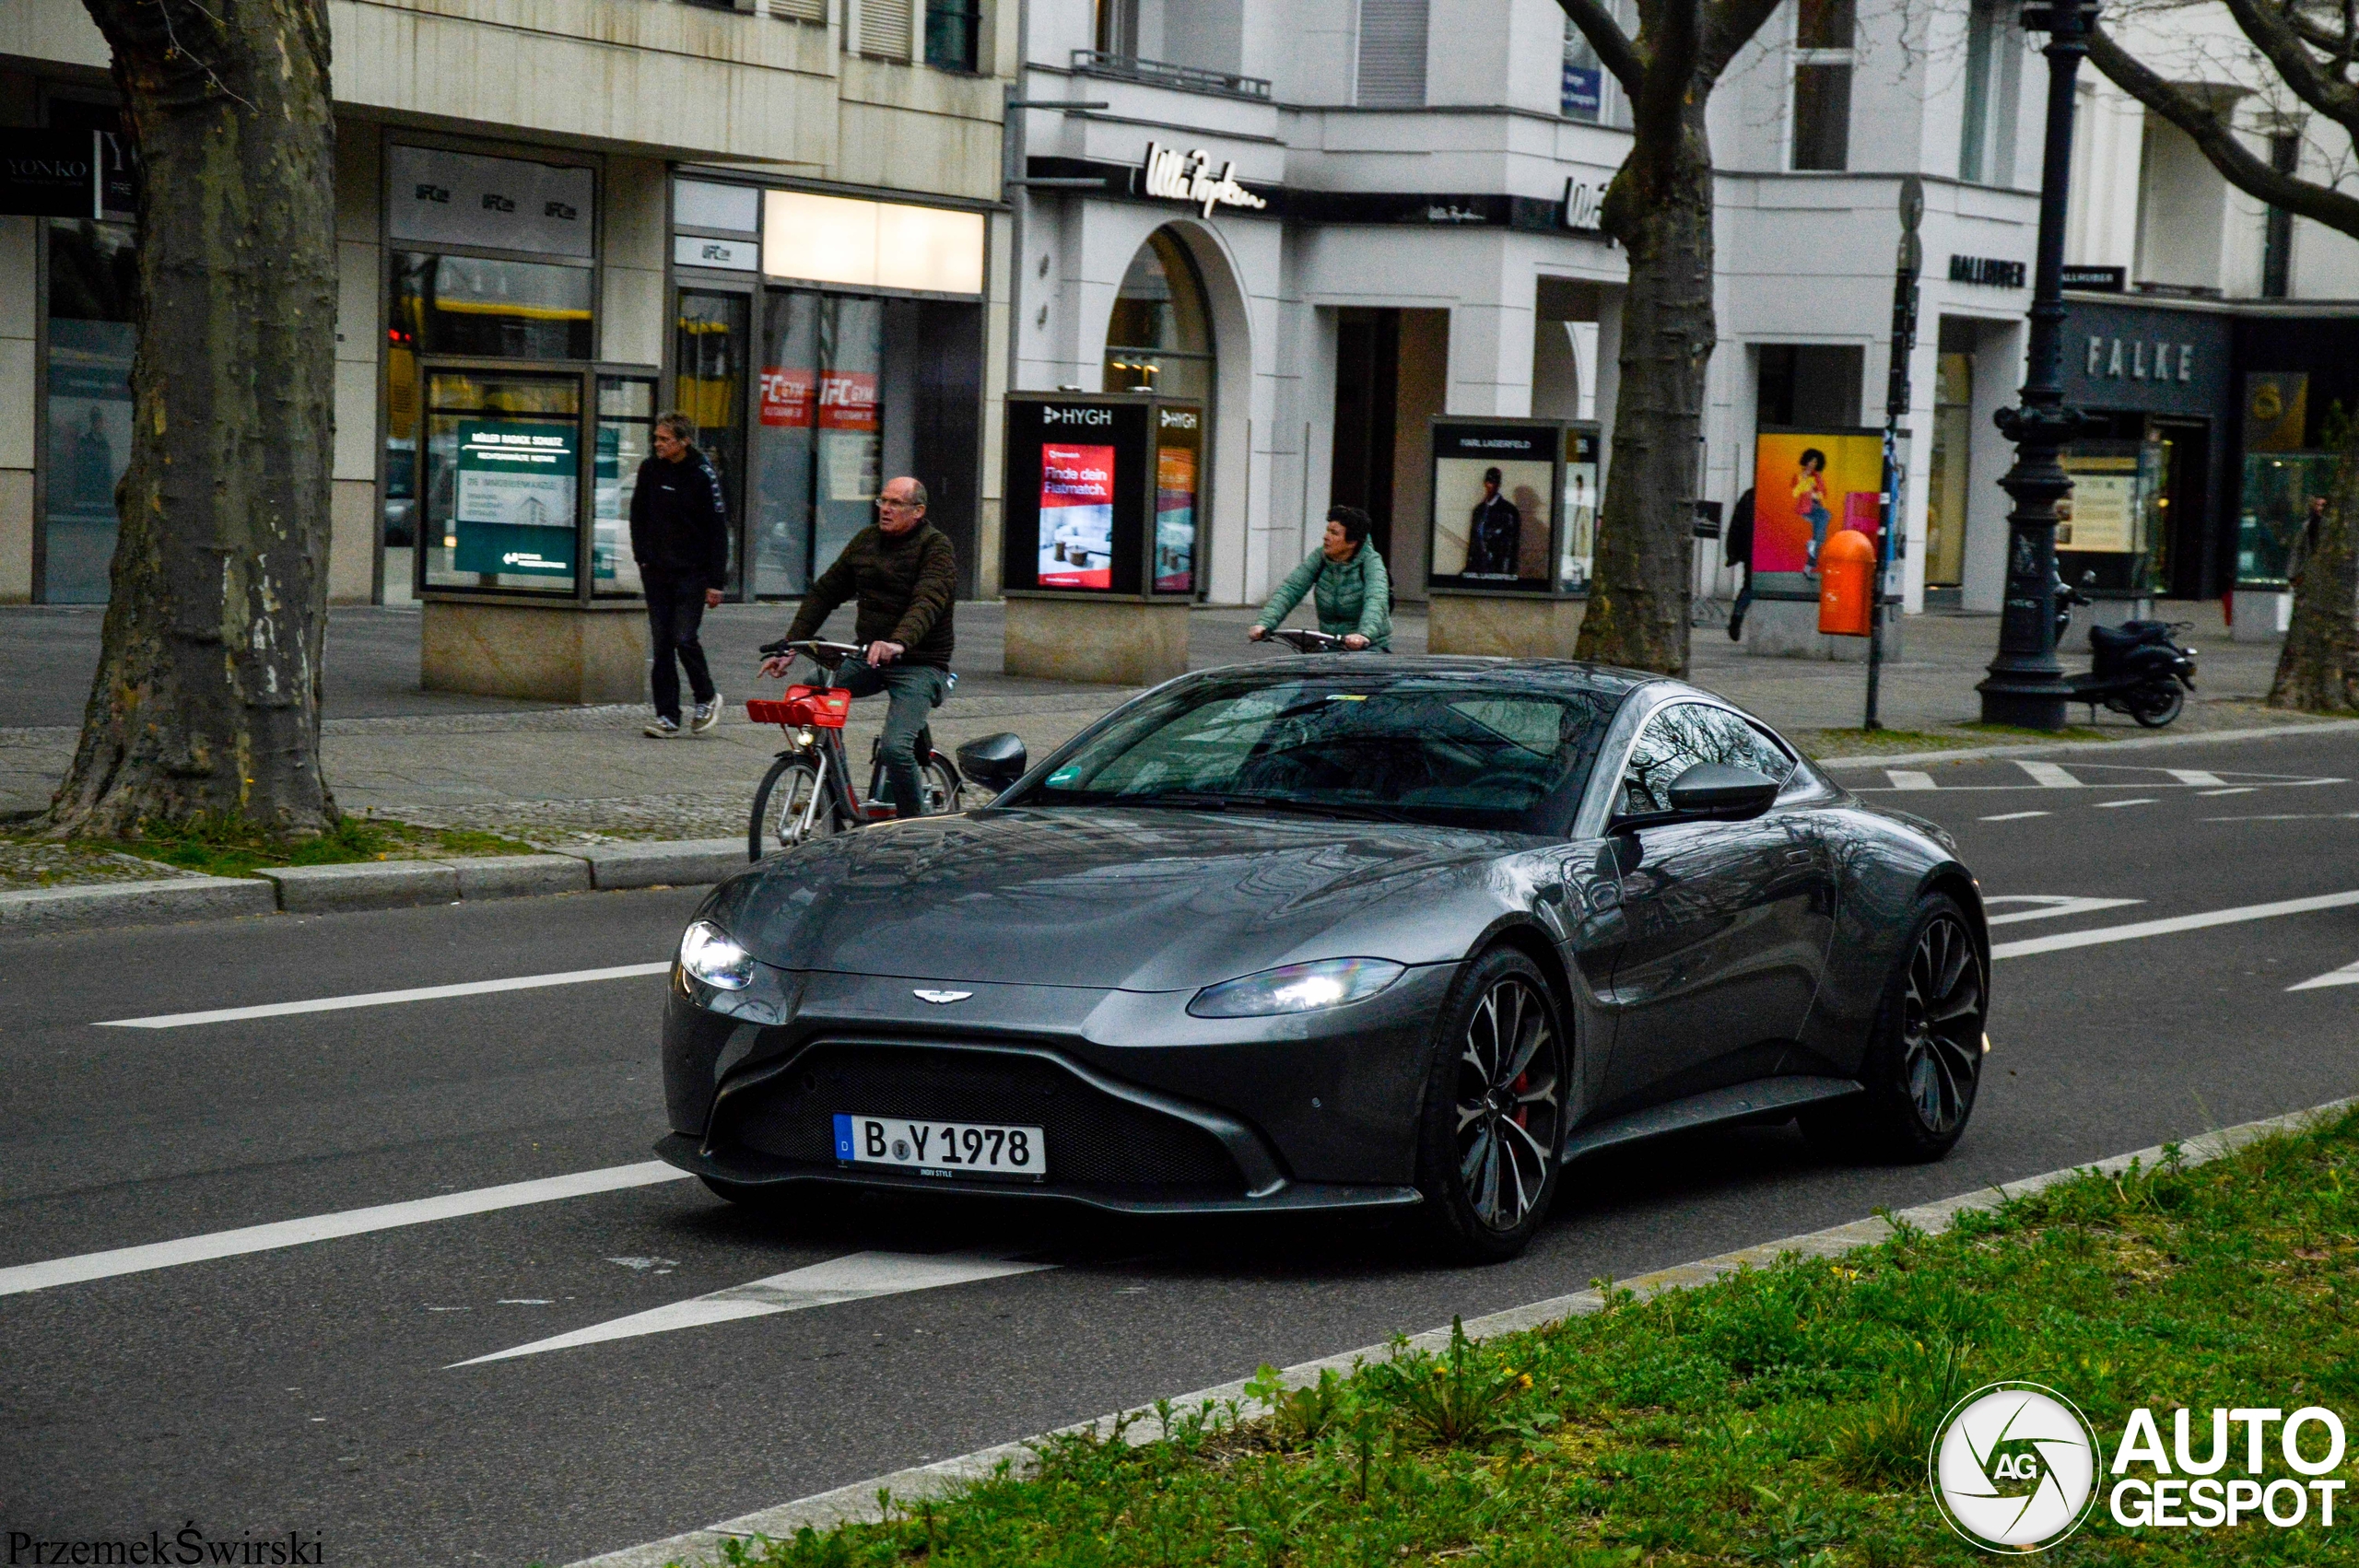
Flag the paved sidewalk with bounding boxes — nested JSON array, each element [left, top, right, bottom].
[[0, 597, 2310, 845]]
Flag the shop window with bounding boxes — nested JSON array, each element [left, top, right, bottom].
[[675, 290, 751, 591], [1924, 348, 1973, 588], [1356, 0, 1429, 108], [924, 0, 980, 70], [1791, 0, 1854, 171], [1756, 343, 1863, 428], [1104, 228, 1215, 405], [1958, 0, 2018, 184], [1562, 17, 1603, 123], [42, 217, 138, 604]]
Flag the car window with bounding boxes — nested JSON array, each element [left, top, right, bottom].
[[1015, 673, 1617, 832], [1618, 702, 1796, 816]]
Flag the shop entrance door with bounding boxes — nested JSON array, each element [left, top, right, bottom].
[[2146, 419, 2212, 600], [1331, 309, 1401, 562], [675, 289, 751, 594]]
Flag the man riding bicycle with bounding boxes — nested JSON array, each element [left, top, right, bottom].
[[761, 475, 956, 819]]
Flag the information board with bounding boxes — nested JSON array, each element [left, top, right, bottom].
[[452, 420, 578, 578]]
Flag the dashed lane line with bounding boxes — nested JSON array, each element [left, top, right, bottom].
[[0, 1162, 694, 1297], [1991, 889, 2359, 960], [2094, 797, 2158, 809], [1979, 811, 2050, 822], [95, 962, 673, 1029]]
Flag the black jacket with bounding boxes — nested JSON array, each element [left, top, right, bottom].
[[1725, 488, 1755, 568], [785, 521, 957, 668], [629, 451, 731, 591]]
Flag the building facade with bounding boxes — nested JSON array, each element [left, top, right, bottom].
[[2, 0, 1013, 606]]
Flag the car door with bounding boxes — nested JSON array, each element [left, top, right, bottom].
[[1592, 700, 1835, 1108]]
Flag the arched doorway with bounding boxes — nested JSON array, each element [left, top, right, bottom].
[[1104, 228, 1215, 404]]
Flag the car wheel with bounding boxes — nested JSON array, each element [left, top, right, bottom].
[[1802, 893, 1986, 1162], [1414, 947, 1569, 1263]]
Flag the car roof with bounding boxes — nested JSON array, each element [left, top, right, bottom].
[[1193, 654, 1663, 702]]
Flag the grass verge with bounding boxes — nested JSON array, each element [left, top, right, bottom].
[[692, 1109, 2359, 1567], [0, 813, 538, 883]]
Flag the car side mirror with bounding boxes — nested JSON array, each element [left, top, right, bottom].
[[1665, 762, 1780, 820], [956, 732, 1027, 790]]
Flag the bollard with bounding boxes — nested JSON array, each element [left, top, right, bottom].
[[1817, 528, 1876, 637]]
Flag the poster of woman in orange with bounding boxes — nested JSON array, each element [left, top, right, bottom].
[[1751, 429, 1884, 577]]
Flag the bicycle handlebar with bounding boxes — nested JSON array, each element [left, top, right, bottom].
[[1265, 628, 1348, 652], [758, 638, 864, 667]]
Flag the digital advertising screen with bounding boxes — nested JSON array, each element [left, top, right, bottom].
[[1752, 427, 1884, 582], [1038, 442, 1117, 589], [452, 419, 578, 579], [1153, 403, 1203, 594], [1429, 421, 1558, 593], [1559, 425, 1600, 594], [1001, 396, 1152, 596]]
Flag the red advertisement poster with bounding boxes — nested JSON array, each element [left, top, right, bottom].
[[759, 368, 814, 428], [1039, 443, 1115, 589], [816, 371, 878, 432], [1752, 430, 1884, 575]]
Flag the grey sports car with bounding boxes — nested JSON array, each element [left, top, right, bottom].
[[657, 657, 1988, 1261]]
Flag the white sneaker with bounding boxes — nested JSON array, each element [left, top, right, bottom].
[[644, 716, 680, 738], [691, 693, 722, 734]]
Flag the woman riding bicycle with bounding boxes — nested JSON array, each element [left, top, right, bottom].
[[1247, 505, 1392, 651]]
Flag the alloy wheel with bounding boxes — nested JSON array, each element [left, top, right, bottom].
[[1452, 976, 1564, 1233], [1902, 914, 1982, 1134]]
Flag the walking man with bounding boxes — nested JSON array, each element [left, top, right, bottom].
[[1725, 486, 1755, 641], [630, 413, 730, 738], [762, 476, 957, 818]]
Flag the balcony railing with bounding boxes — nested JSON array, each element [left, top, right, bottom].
[[1070, 50, 1271, 100]]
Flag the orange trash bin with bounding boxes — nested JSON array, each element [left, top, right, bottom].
[[1816, 528, 1877, 637]]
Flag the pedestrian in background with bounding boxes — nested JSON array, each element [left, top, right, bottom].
[[630, 412, 730, 738], [1725, 486, 1755, 641]]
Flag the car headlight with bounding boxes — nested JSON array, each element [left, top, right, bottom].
[[1187, 957, 1406, 1019], [677, 919, 756, 990]]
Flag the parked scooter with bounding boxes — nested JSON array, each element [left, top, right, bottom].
[[2051, 570, 2199, 728]]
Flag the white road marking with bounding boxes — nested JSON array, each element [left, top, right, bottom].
[[1993, 889, 2359, 960], [2203, 813, 2359, 823], [2016, 760, 2083, 788], [1982, 896, 2143, 926], [95, 962, 672, 1029], [2201, 788, 2259, 797], [1979, 811, 2051, 822], [1886, 769, 1938, 790], [2290, 961, 2359, 992], [448, 1252, 1057, 1367], [2165, 769, 2229, 787], [0, 1162, 694, 1298], [2094, 797, 2158, 809]]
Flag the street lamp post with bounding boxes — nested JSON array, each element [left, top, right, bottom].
[[1977, 0, 2097, 731]]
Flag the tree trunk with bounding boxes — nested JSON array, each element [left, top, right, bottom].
[[1574, 91, 1716, 679], [48, 0, 339, 838], [2268, 425, 2359, 713]]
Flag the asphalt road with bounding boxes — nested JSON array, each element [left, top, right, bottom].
[[6, 725, 2359, 1565]]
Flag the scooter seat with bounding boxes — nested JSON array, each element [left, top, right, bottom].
[[2090, 623, 2166, 655]]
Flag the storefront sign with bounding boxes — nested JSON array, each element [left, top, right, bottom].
[[1562, 178, 1604, 232], [2060, 301, 2229, 415], [389, 146, 594, 260], [451, 421, 578, 576], [816, 371, 878, 432], [2062, 264, 2127, 292], [1139, 143, 1268, 218], [675, 234, 758, 272], [759, 367, 815, 427], [1949, 255, 2026, 287], [1, 131, 135, 220], [2085, 334, 2195, 382]]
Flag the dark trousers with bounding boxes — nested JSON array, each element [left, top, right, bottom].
[[1730, 562, 1755, 638], [831, 658, 947, 817], [645, 573, 716, 722]]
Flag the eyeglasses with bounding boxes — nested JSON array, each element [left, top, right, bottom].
[[876, 497, 920, 510]]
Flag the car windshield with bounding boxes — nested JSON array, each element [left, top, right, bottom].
[[1004, 671, 1620, 832]]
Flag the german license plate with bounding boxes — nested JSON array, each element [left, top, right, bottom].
[[833, 1114, 1047, 1179]]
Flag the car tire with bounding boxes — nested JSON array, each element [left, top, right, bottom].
[[1413, 947, 1570, 1264], [1801, 892, 1986, 1163]]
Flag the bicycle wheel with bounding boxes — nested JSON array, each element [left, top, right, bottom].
[[921, 754, 965, 815], [748, 755, 838, 860]]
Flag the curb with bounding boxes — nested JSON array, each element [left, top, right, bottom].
[[1813, 718, 2359, 769], [0, 840, 748, 937], [566, 1093, 2359, 1568]]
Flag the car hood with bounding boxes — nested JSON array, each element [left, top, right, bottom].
[[713, 806, 1521, 991]]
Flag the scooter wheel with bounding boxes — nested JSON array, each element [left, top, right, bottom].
[[2131, 685, 2185, 728]]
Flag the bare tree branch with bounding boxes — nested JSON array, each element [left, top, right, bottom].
[[2089, 20, 2359, 233], [2215, 0, 2359, 126], [1556, 0, 1647, 98]]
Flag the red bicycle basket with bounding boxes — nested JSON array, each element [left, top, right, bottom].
[[746, 685, 851, 730]]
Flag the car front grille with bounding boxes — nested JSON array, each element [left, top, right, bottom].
[[719, 1041, 1244, 1190]]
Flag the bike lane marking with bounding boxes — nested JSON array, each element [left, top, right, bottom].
[[0, 1162, 693, 1297], [94, 961, 672, 1029], [1992, 888, 2359, 960]]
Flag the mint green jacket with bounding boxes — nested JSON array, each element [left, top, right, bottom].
[[1256, 544, 1392, 648]]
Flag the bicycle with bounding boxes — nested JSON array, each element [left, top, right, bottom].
[[744, 639, 964, 861], [1258, 628, 1364, 652]]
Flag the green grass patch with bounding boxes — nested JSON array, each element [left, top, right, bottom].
[[687, 1111, 2359, 1567], [1798, 724, 2113, 759], [55, 813, 539, 879]]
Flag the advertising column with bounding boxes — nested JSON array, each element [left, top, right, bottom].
[[1426, 418, 1579, 658]]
